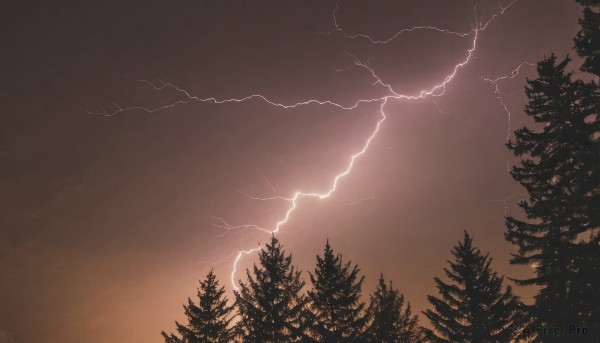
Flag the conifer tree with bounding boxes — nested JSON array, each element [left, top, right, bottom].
[[366, 275, 422, 343], [573, 2, 600, 337], [162, 270, 235, 343], [423, 231, 525, 343], [234, 235, 307, 343], [306, 241, 369, 342], [505, 52, 600, 339], [574, 0, 600, 233], [575, 0, 600, 77]]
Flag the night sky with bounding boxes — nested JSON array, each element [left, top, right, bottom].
[[0, 1, 583, 342]]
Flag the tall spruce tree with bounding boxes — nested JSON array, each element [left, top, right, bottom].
[[366, 275, 422, 343], [505, 52, 600, 340], [575, 0, 600, 77], [306, 241, 369, 343], [162, 270, 235, 343], [574, 0, 600, 233], [234, 235, 307, 343], [423, 231, 525, 343], [574, 1, 600, 337]]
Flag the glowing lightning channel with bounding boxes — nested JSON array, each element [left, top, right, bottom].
[[224, 3, 526, 288], [235, 187, 375, 207], [225, 98, 389, 289], [327, 0, 471, 43], [230, 244, 263, 287], [88, 29, 479, 119], [88, 1, 522, 290], [88, 0, 514, 118], [225, 18, 486, 290], [482, 61, 534, 141]]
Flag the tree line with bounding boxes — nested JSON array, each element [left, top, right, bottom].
[[163, 0, 599, 341], [163, 233, 525, 343]]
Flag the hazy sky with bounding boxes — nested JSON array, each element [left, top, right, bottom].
[[0, 0, 583, 342]]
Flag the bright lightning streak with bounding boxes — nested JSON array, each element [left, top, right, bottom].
[[234, 188, 293, 202], [88, 1, 523, 290], [89, 24, 481, 118], [483, 61, 534, 84], [223, 14, 479, 288], [208, 216, 272, 237], [482, 61, 534, 141], [328, 0, 471, 43], [235, 187, 375, 206], [230, 244, 262, 288], [475, 0, 520, 31]]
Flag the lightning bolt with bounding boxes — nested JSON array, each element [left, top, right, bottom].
[[481, 62, 533, 219], [231, 244, 263, 285], [483, 193, 527, 217], [88, 1, 523, 290], [482, 61, 534, 141], [430, 99, 451, 115], [221, 98, 389, 288], [327, 0, 471, 43]]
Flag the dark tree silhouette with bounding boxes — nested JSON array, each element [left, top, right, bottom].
[[162, 270, 235, 343], [306, 241, 369, 343], [366, 275, 423, 343], [574, 0, 600, 228], [423, 231, 525, 343], [575, 0, 600, 77], [505, 51, 600, 340], [572, 2, 600, 337], [234, 235, 307, 343]]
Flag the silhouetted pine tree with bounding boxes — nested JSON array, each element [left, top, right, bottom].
[[162, 270, 235, 343], [366, 275, 423, 343], [575, 0, 600, 77], [234, 235, 307, 343], [505, 52, 600, 340], [306, 241, 369, 343], [423, 231, 525, 343], [573, 2, 600, 337]]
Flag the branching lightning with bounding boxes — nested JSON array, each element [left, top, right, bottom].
[[483, 61, 534, 141], [327, 0, 471, 43], [480, 62, 533, 226], [483, 193, 527, 217], [89, 0, 524, 290]]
